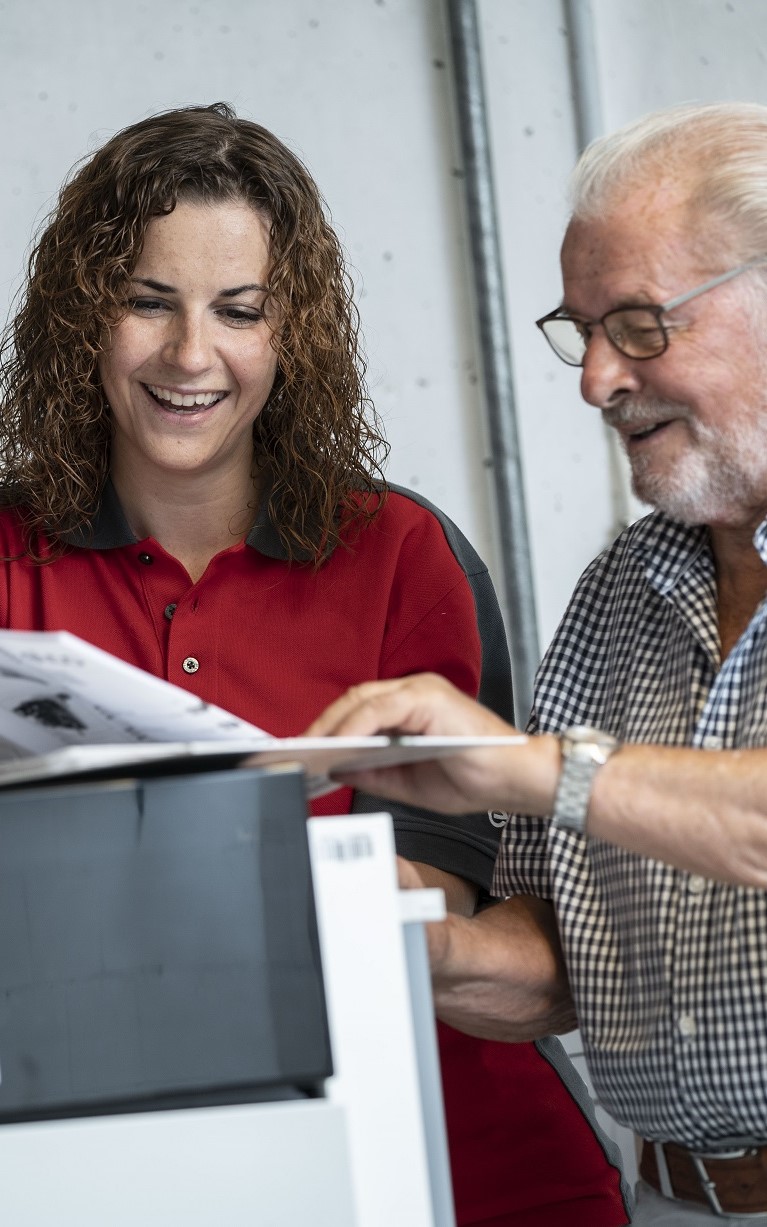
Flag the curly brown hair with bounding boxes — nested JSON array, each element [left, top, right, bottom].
[[0, 102, 389, 562]]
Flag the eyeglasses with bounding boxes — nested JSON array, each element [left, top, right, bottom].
[[536, 257, 767, 367]]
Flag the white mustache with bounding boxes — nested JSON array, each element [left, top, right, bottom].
[[602, 398, 691, 430]]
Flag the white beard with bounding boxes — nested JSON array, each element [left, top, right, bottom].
[[604, 396, 767, 527]]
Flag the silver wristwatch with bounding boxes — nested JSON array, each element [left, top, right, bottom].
[[552, 726, 621, 833]]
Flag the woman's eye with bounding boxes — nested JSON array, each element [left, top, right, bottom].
[[218, 306, 265, 326], [125, 299, 266, 326], [128, 297, 170, 315]]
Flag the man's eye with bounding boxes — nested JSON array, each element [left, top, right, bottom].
[[572, 320, 591, 341], [622, 324, 664, 342]]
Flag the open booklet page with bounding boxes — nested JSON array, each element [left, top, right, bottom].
[[0, 628, 268, 755], [0, 630, 525, 794]]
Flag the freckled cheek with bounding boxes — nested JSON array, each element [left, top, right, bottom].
[[97, 352, 123, 403], [234, 339, 279, 389], [99, 323, 153, 384]]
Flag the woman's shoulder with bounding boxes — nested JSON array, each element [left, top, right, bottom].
[[348, 482, 489, 578], [0, 500, 28, 545]]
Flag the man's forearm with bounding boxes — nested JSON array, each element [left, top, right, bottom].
[[588, 742, 767, 888], [308, 673, 767, 888], [430, 896, 577, 1042], [408, 861, 478, 917]]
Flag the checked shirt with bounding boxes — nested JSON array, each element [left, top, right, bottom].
[[493, 509, 767, 1150]]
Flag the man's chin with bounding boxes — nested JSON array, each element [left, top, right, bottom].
[[631, 470, 713, 526], [632, 471, 756, 529]]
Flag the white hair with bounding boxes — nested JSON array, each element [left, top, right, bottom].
[[570, 101, 767, 263]]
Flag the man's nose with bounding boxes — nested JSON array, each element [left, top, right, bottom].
[[579, 329, 642, 408]]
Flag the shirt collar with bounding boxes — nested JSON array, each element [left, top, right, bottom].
[[628, 510, 711, 597], [753, 517, 767, 566], [628, 509, 767, 595], [60, 477, 298, 561]]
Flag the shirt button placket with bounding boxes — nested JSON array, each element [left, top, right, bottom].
[[164, 576, 209, 689], [668, 872, 703, 1119]]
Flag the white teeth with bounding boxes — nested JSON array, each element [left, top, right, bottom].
[[146, 384, 225, 408]]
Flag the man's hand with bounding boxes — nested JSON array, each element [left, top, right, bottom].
[[305, 672, 560, 817]]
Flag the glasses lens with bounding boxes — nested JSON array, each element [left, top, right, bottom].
[[540, 317, 588, 365], [604, 308, 666, 359]]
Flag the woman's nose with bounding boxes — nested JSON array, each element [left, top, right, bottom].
[[579, 329, 643, 408], [161, 313, 214, 373]]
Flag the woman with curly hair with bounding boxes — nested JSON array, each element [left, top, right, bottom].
[[0, 103, 629, 1226]]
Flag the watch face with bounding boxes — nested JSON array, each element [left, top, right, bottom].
[[565, 725, 619, 750], [555, 726, 621, 831]]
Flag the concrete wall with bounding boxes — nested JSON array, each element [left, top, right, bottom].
[[4, 1, 767, 642], [3, 0, 767, 1195], [0, 0, 496, 576], [482, 0, 767, 643]]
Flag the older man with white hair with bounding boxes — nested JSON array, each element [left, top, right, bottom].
[[309, 102, 767, 1223]]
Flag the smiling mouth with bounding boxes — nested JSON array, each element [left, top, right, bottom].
[[144, 384, 228, 412], [626, 420, 672, 443]]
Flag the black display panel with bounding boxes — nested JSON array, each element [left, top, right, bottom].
[[0, 766, 332, 1121]]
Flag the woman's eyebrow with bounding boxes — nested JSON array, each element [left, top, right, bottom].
[[218, 283, 269, 297], [131, 277, 175, 293], [129, 277, 268, 297]]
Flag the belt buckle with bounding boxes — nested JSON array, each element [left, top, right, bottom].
[[690, 1147, 762, 1219]]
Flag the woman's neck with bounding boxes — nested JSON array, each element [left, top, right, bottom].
[[111, 464, 264, 582]]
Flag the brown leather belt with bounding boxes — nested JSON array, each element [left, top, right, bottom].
[[641, 1139, 767, 1217]]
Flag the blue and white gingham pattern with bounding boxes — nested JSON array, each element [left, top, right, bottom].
[[493, 509, 767, 1149]]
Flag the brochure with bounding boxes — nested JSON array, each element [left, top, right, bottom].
[[0, 630, 524, 795]]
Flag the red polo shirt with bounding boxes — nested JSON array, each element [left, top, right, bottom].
[[0, 484, 629, 1226]]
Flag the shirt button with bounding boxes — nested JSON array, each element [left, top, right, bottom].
[[164, 604, 177, 621], [137, 552, 154, 565], [687, 875, 706, 895], [678, 1013, 697, 1037], [182, 657, 199, 674], [701, 735, 722, 750]]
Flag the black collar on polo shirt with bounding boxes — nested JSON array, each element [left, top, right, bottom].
[[59, 477, 296, 561]]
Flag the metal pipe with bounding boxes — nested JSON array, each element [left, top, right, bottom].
[[563, 0, 635, 537], [563, 0, 603, 148], [444, 0, 540, 725]]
